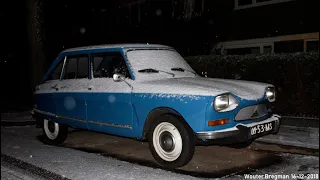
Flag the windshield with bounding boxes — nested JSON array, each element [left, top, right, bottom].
[[126, 49, 196, 80]]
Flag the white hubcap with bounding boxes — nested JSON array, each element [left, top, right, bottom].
[[44, 119, 59, 140], [153, 122, 182, 162]]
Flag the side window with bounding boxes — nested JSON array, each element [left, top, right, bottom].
[[63, 55, 89, 79], [91, 52, 130, 78], [46, 58, 65, 81]]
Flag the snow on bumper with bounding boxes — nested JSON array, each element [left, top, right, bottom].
[[196, 114, 281, 140]]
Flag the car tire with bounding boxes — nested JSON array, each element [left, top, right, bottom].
[[148, 114, 195, 168], [43, 119, 68, 145]]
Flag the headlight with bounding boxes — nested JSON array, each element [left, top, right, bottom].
[[266, 87, 276, 102], [214, 94, 238, 112]]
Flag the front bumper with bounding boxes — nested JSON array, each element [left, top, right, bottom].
[[196, 114, 281, 143]]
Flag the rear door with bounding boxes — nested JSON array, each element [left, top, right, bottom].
[[53, 54, 90, 129], [33, 57, 65, 120]]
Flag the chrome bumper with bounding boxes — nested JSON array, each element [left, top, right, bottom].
[[196, 114, 281, 140]]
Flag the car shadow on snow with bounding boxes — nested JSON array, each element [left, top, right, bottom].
[[37, 129, 283, 178]]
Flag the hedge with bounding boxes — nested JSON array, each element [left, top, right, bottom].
[[184, 52, 319, 117]]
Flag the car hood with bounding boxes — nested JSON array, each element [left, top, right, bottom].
[[133, 76, 273, 100]]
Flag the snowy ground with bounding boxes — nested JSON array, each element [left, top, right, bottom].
[[257, 125, 319, 150], [221, 154, 319, 180], [1, 161, 46, 180], [1, 125, 319, 180]]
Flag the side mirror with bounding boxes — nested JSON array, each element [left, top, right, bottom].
[[113, 74, 125, 82]]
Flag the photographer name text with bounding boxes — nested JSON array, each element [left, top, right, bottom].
[[244, 173, 319, 180]]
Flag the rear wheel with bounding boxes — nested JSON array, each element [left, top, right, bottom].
[[148, 114, 195, 168], [43, 119, 68, 145]]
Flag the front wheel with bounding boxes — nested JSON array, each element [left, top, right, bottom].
[[148, 114, 195, 168], [43, 119, 68, 145]]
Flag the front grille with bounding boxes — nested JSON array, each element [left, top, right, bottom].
[[235, 104, 268, 121], [251, 110, 259, 118]]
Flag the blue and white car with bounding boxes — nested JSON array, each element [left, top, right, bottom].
[[32, 44, 281, 168]]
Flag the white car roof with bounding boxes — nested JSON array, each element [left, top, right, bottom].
[[62, 44, 172, 53]]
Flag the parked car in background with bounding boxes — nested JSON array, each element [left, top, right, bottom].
[[32, 44, 281, 168]]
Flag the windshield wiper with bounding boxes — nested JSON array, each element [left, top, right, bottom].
[[171, 67, 197, 76], [138, 68, 175, 77]]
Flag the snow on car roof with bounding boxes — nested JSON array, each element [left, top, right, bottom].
[[62, 44, 172, 53]]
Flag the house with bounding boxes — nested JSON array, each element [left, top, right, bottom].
[[214, 32, 319, 55], [206, 0, 319, 55]]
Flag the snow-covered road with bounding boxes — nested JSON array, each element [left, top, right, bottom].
[[1, 125, 319, 180]]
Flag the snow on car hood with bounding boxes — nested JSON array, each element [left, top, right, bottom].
[[133, 77, 273, 100]]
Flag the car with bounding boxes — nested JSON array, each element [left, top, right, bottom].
[[32, 44, 281, 168]]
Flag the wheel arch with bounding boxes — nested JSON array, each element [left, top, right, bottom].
[[141, 107, 194, 140]]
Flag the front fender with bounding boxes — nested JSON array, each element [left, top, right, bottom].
[[131, 93, 212, 138]]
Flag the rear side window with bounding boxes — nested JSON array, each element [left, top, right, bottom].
[[63, 55, 89, 79], [91, 52, 130, 78], [46, 58, 65, 81]]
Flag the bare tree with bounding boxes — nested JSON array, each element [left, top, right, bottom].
[[26, 0, 46, 91]]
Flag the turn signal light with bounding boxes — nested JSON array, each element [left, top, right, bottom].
[[208, 119, 230, 126]]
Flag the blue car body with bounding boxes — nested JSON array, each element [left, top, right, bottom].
[[32, 44, 280, 143]]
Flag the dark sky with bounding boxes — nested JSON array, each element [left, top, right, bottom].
[[42, 0, 213, 58]]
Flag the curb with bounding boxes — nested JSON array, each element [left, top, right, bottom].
[[1, 153, 70, 180], [255, 138, 319, 150], [252, 141, 319, 157], [256, 125, 319, 150], [280, 116, 319, 128]]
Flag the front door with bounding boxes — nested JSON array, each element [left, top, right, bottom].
[[86, 52, 133, 137], [53, 55, 89, 129]]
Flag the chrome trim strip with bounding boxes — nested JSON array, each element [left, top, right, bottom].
[[197, 129, 239, 140], [33, 109, 58, 118], [59, 115, 86, 123], [60, 56, 67, 80], [33, 108, 85, 122], [88, 120, 132, 129], [33, 108, 132, 129]]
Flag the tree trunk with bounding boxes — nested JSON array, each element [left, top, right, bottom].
[[172, 0, 196, 21], [26, 0, 46, 91], [183, 0, 195, 21]]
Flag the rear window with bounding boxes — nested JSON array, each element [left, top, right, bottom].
[[46, 58, 65, 81]]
